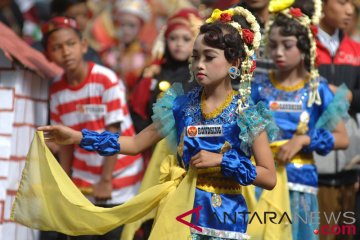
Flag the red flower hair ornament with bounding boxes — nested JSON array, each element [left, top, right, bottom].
[[289, 8, 303, 18], [220, 13, 233, 22], [242, 29, 254, 45], [250, 60, 256, 73], [310, 24, 318, 36]]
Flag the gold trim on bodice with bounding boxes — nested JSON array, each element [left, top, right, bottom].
[[201, 90, 236, 119], [269, 71, 310, 92]]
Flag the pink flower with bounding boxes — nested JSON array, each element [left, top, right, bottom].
[[242, 29, 254, 45], [289, 8, 302, 18]]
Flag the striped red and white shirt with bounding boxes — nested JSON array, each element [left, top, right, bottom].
[[50, 62, 143, 204]]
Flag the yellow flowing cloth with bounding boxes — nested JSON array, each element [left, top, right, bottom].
[[11, 132, 197, 239], [242, 141, 292, 240], [121, 139, 172, 239]]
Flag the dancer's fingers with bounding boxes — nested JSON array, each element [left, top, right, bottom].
[[37, 125, 54, 132], [43, 137, 55, 142]]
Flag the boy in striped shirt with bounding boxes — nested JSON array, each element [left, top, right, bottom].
[[42, 16, 143, 240]]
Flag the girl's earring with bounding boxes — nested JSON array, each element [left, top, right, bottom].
[[228, 66, 241, 79], [301, 54, 305, 65]]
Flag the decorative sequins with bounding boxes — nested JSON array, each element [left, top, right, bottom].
[[211, 194, 222, 207], [183, 87, 239, 125]]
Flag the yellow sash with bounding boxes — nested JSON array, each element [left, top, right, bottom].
[[243, 140, 301, 240], [11, 132, 197, 239]]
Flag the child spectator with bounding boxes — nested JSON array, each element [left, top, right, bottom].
[[130, 8, 203, 133], [101, 0, 151, 95], [32, 0, 103, 65], [42, 16, 143, 240]]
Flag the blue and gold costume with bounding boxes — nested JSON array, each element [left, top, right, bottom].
[[250, 71, 349, 240], [10, 82, 276, 240], [152, 83, 277, 239]]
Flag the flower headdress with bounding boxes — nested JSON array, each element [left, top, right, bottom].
[[267, 0, 322, 107], [205, 7, 261, 113]]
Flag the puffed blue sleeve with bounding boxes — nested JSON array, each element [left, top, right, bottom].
[[79, 129, 120, 156], [237, 101, 279, 155], [151, 82, 184, 151], [302, 128, 334, 155], [303, 83, 349, 156], [221, 149, 257, 185]]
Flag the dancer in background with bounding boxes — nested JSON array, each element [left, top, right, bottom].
[[249, 0, 349, 239]]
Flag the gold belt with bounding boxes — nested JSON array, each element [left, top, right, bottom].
[[196, 168, 242, 194]]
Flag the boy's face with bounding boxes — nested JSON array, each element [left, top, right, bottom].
[[45, 28, 87, 72], [65, 3, 89, 32], [322, 0, 354, 29]]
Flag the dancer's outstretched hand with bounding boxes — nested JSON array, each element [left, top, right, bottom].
[[38, 125, 82, 145]]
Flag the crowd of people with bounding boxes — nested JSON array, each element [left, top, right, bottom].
[[1, 0, 360, 240]]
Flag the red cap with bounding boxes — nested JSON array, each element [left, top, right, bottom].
[[41, 16, 80, 36], [164, 8, 202, 38]]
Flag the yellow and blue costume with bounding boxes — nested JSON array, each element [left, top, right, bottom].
[[11, 83, 277, 240], [250, 72, 349, 240], [152, 83, 277, 239]]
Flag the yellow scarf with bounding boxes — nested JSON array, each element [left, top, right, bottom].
[[11, 132, 197, 239], [242, 141, 293, 240]]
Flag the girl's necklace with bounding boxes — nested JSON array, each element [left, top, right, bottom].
[[201, 90, 235, 120]]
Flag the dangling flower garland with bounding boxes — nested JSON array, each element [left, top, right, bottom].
[[205, 7, 261, 112]]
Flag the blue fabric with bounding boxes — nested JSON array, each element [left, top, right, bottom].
[[302, 128, 335, 155], [253, 188, 319, 240], [251, 73, 340, 187], [221, 149, 256, 185], [286, 163, 318, 187], [315, 83, 350, 130], [251, 73, 341, 239], [151, 82, 184, 153], [237, 101, 279, 155], [192, 189, 249, 234], [290, 190, 319, 240], [251, 74, 336, 141], [151, 84, 276, 235], [79, 129, 120, 156], [172, 87, 266, 234]]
